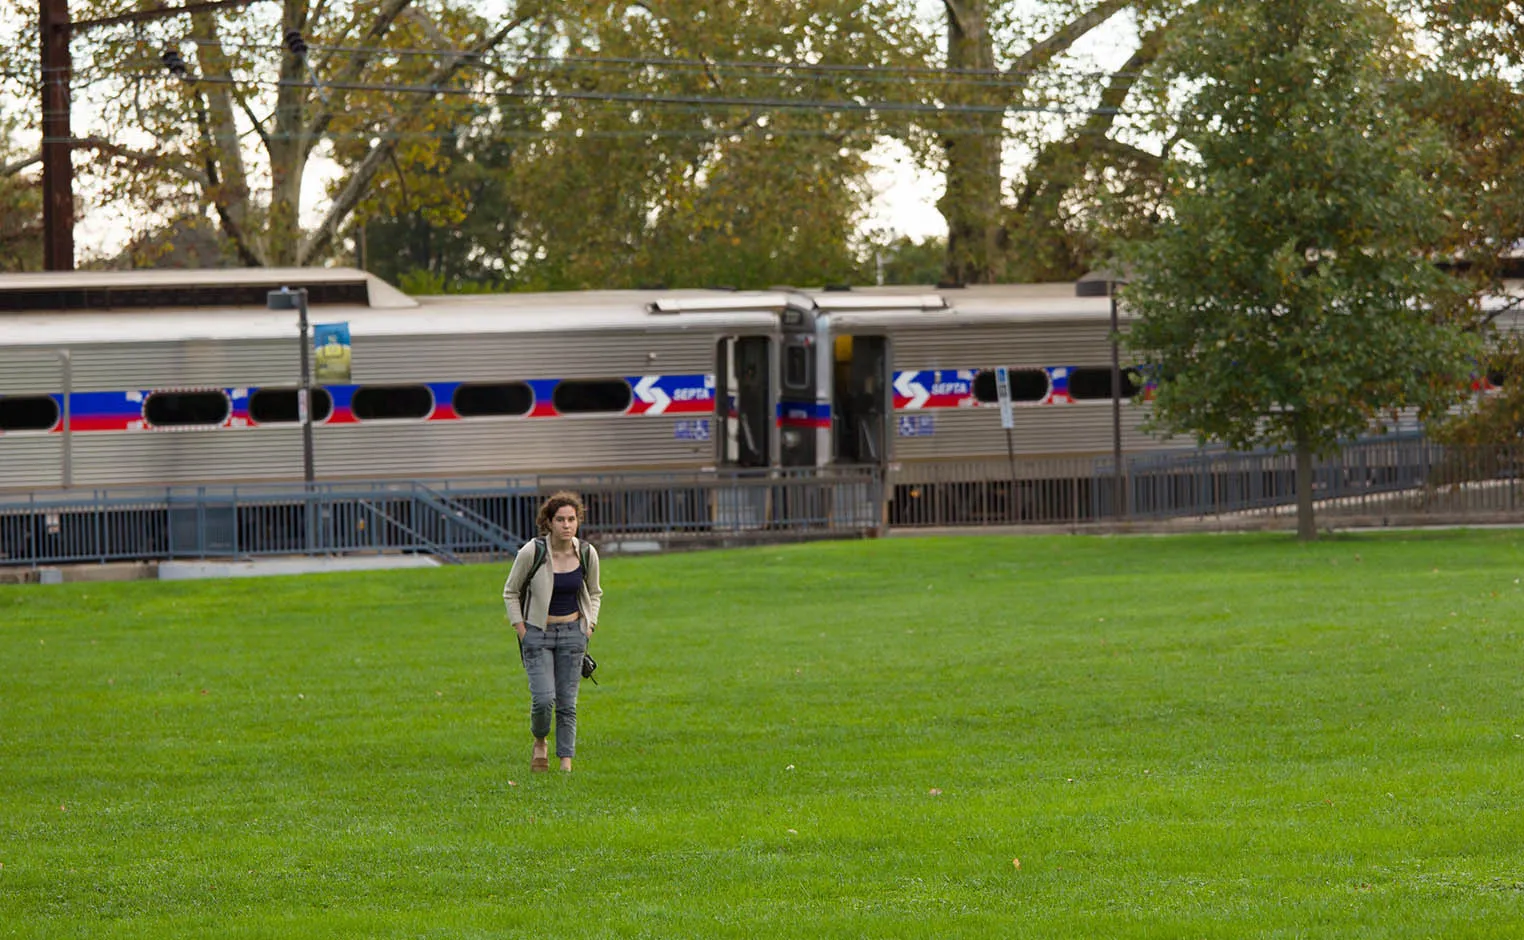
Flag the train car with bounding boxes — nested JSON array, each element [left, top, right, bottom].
[[773, 283, 1172, 471], [0, 267, 1177, 494]]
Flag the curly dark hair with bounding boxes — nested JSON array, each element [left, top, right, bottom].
[[535, 491, 586, 536]]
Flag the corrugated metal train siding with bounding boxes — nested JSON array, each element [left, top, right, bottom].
[[0, 438, 62, 489], [310, 419, 712, 478], [889, 404, 1187, 460], [21, 330, 726, 392], [48, 416, 715, 487], [36, 340, 297, 390], [887, 322, 1122, 369], [354, 331, 721, 381], [0, 352, 62, 394]]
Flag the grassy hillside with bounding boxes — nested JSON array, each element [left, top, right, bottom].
[[3, 532, 1523, 937]]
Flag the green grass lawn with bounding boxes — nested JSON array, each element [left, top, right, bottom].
[[3, 532, 1524, 937]]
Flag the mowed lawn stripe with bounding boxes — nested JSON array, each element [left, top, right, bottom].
[[2, 532, 1523, 937]]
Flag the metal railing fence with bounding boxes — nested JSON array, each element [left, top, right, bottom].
[[0, 479, 530, 568], [7, 437, 1524, 568], [0, 466, 885, 568], [888, 434, 1524, 529]]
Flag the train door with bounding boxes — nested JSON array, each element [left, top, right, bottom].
[[831, 334, 889, 467], [715, 336, 772, 469], [778, 308, 827, 468]]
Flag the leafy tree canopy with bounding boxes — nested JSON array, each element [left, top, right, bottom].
[[0, 116, 42, 272], [1118, 0, 1480, 535]]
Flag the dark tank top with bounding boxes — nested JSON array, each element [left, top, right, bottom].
[[548, 566, 583, 616]]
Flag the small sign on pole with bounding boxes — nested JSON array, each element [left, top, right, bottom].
[[995, 366, 1015, 430], [996, 366, 1017, 489]]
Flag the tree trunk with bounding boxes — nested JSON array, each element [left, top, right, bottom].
[[190, 11, 261, 265], [938, 0, 1131, 285], [267, 1, 311, 267], [938, 0, 1002, 285], [1295, 429, 1317, 541]]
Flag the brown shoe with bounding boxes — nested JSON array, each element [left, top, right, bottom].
[[531, 756, 549, 772]]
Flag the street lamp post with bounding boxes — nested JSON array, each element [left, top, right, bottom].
[[1109, 279, 1126, 521], [1078, 268, 1129, 521], [267, 286, 315, 485]]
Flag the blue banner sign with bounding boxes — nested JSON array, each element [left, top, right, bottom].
[[313, 322, 352, 385]]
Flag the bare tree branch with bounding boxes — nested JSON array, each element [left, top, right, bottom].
[[299, 15, 526, 264], [400, 6, 451, 49], [190, 11, 254, 244], [1015, 23, 1167, 213], [1010, 0, 1130, 76], [306, 0, 417, 144], [234, 87, 273, 153], [1094, 136, 1164, 173], [75, 137, 211, 187], [1, 153, 41, 176], [191, 93, 265, 266]]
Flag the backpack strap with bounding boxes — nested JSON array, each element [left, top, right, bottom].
[[521, 537, 548, 615]]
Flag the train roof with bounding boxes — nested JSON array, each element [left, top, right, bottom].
[[4, 269, 1522, 345], [0, 266, 417, 311], [803, 283, 1116, 326], [0, 280, 792, 347]]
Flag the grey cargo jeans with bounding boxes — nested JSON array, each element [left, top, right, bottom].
[[521, 619, 588, 758]]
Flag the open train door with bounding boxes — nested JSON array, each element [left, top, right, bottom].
[[715, 335, 772, 470], [830, 333, 890, 531], [832, 334, 889, 468], [714, 335, 773, 530]]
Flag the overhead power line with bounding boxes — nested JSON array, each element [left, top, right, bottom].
[[41, 122, 1079, 148], [102, 36, 1144, 84], [175, 72, 1125, 118]]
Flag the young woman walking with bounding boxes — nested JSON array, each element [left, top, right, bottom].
[[502, 491, 603, 772]]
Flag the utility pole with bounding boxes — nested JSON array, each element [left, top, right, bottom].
[[40, 0, 72, 271], [37, 0, 270, 271]]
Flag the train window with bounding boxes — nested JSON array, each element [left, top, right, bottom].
[[1069, 367, 1141, 400], [784, 345, 810, 389], [145, 390, 230, 427], [0, 395, 59, 431], [352, 385, 434, 420], [554, 379, 632, 414], [454, 383, 532, 417], [973, 369, 1048, 403], [249, 388, 334, 424]]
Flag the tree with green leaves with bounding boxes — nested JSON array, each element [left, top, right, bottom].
[[1407, 0, 1524, 280], [1391, 1, 1524, 444], [491, 0, 928, 291], [1118, 0, 1479, 540], [0, 117, 42, 272], [0, 0, 532, 267], [927, 0, 1181, 285]]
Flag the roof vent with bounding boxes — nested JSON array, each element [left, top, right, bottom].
[[0, 267, 406, 312]]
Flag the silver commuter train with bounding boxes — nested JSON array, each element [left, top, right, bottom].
[[0, 267, 1176, 493]]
